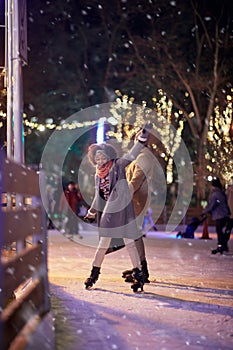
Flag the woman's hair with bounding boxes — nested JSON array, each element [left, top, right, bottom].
[[88, 143, 117, 165]]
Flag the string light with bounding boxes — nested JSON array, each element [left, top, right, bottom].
[[0, 111, 98, 134], [0, 87, 232, 185], [206, 94, 233, 183]]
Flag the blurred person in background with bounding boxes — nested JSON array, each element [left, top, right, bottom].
[[59, 181, 83, 239], [203, 178, 231, 254], [225, 177, 233, 245]]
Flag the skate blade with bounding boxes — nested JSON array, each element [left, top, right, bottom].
[[131, 283, 144, 293], [85, 285, 93, 290], [122, 270, 133, 278]]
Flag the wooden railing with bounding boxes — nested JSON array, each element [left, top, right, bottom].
[[0, 152, 50, 350]]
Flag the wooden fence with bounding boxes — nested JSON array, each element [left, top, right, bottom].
[[0, 152, 50, 350]]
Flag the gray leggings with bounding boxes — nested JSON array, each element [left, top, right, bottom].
[[135, 236, 146, 262], [93, 237, 141, 269]]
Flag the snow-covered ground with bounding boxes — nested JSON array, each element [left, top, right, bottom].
[[48, 228, 233, 350]]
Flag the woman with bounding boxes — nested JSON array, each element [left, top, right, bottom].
[[84, 129, 148, 292]]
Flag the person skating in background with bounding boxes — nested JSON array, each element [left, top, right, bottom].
[[83, 128, 149, 292], [74, 182, 88, 218], [176, 216, 206, 239], [59, 181, 83, 239], [225, 178, 233, 243], [203, 178, 231, 254], [142, 207, 157, 235], [46, 184, 56, 229]]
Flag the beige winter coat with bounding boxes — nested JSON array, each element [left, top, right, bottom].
[[126, 147, 155, 223]]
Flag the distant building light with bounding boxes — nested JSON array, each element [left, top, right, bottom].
[[96, 117, 106, 144]]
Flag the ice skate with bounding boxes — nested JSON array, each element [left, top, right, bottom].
[[125, 274, 135, 283], [84, 266, 100, 289], [122, 259, 150, 284], [122, 268, 135, 283], [122, 267, 138, 282], [131, 268, 144, 293], [211, 245, 223, 254], [176, 231, 182, 238], [122, 268, 133, 279]]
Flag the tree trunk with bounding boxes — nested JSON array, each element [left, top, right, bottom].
[[195, 137, 207, 204]]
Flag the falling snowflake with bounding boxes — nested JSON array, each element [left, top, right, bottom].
[[89, 318, 96, 325], [170, 1, 176, 6], [6, 267, 15, 275], [111, 345, 118, 349]]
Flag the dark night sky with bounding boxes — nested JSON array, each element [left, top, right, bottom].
[[1, 0, 233, 120]]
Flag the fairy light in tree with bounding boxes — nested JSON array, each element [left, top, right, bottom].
[[106, 89, 185, 184], [206, 92, 233, 183], [150, 90, 184, 184]]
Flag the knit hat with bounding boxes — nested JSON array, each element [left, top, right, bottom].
[[95, 149, 109, 160], [211, 178, 222, 190], [88, 143, 117, 165]]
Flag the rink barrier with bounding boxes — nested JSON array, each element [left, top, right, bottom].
[[150, 204, 215, 226], [0, 151, 51, 350]]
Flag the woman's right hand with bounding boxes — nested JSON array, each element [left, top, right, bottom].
[[136, 124, 152, 144], [83, 209, 96, 223]]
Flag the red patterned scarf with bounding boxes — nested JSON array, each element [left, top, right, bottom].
[[96, 160, 113, 179]]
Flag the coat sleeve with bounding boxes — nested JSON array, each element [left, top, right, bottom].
[[128, 162, 146, 194], [88, 176, 99, 213], [119, 141, 145, 168], [203, 192, 218, 214]]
